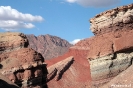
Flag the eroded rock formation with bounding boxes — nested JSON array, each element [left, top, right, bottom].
[[26, 34, 72, 60], [0, 32, 48, 88]]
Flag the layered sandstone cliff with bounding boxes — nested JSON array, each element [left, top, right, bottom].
[[26, 34, 72, 60], [90, 3, 133, 35], [0, 32, 48, 88]]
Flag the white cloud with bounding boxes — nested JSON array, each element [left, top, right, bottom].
[[66, 0, 77, 3], [0, 20, 35, 31], [70, 39, 81, 45], [65, 0, 120, 7], [0, 6, 44, 31]]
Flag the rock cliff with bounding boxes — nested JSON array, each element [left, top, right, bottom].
[[0, 32, 48, 88], [26, 34, 72, 60], [87, 3, 133, 87]]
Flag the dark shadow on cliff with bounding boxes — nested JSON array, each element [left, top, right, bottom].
[[0, 79, 19, 88], [0, 64, 19, 88], [0, 64, 3, 69]]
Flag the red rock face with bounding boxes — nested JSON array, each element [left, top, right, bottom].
[[73, 30, 133, 59], [46, 48, 90, 67], [26, 34, 72, 60]]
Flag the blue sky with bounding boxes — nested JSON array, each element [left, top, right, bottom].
[[0, 0, 132, 44]]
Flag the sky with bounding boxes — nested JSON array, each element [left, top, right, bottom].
[[0, 0, 132, 44]]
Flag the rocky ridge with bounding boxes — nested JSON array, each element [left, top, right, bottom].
[[47, 56, 74, 82], [26, 34, 72, 60], [46, 56, 91, 88]]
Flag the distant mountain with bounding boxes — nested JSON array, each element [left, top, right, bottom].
[[26, 34, 73, 60]]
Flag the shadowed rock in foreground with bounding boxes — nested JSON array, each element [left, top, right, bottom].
[[0, 32, 48, 88]]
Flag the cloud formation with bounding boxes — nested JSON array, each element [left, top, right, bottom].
[[0, 6, 44, 31], [70, 39, 81, 45], [66, 0, 120, 7], [66, 0, 76, 3]]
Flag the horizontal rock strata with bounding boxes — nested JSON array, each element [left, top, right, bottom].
[[90, 53, 133, 81], [101, 63, 133, 88], [90, 3, 133, 35]]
